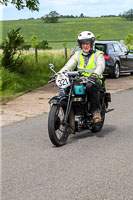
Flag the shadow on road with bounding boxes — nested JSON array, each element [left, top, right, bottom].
[[69, 124, 116, 144], [95, 124, 116, 138]]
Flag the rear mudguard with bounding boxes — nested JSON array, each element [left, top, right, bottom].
[[49, 95, 68, 105]]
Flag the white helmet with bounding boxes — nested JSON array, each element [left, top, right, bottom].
[[78, 31, 95, 49]]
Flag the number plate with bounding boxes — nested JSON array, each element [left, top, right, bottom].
[[56, 74, 70, 89]]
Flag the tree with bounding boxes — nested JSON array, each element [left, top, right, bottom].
[[1, 28, 24, 71], [95, 35, 101, 41], [30, 34, 51, 50], [79, 13, 84, 18], [0, 0, 39, 11], [122, 9, 133, 21], [43, 11, 60, 23], [125, 33, 133, 50], [30, 34, 38, 48], [38, 40, 51, 50]]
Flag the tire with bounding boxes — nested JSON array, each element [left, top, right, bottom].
[[112, 62, 120, 78], [91, 102, 105, 133], [48, 101, 70, 147]]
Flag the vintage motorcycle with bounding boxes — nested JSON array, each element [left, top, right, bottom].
[[48, 64, 113, 147]]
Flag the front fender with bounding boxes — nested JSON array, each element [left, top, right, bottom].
[[49, 95, 68, 105]]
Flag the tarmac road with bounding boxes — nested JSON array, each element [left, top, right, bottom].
[[1, 74, 133, 127], [1, 88, 133, 200]]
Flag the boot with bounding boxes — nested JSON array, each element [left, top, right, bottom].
[[93, 111, 101, 123]]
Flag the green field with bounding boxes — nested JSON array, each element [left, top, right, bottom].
[[1, 17, 133, 49], [1, 17, 133, 101]]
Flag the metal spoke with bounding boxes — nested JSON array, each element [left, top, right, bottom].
[[55, 106, 65, 140]]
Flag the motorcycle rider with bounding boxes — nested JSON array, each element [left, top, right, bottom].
[[59, 31, 105, 123]]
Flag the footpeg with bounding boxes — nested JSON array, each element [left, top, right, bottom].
[[105, 108, 114, 113]]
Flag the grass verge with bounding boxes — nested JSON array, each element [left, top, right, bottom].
[[0, 52, 66, 104]]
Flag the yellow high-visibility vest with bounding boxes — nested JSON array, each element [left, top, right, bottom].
[[75, 50, 104, 79]]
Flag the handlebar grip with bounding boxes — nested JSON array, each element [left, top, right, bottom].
[[50, 75, 55, 79], [66, 71, 80, 76]]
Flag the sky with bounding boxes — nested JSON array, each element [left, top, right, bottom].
[[0, 0, 133, 21]]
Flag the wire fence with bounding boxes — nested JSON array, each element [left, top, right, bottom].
[[0, 39, 124, 50], [0, 40, 78, 62], [0, 39, 125, 62]]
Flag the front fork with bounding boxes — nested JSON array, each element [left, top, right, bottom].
[[64, 82, 73, 124]]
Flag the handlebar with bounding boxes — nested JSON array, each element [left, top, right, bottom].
[[66, 71, 80, 76], [48, 69, 104, 85], [48, 75, 56, 83]]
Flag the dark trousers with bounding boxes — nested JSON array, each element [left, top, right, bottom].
[[86, 81, 101, 112]]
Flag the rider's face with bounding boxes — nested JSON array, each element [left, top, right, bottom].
[[81, 42, 91, 53]]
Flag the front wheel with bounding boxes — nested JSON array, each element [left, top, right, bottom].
[[48, 101, 69, 147]]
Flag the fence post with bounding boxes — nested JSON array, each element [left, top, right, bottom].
[[64, 47, 67, 61], [35, 47, 38, 62]]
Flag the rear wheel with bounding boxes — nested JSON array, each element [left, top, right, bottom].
[[112, 63, 120, 78], [91, 102, 105, 133], [48, 101, 70, 147]]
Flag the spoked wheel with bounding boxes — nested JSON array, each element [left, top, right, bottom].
[[48, 101, 70, 147], [91, 103, 105, 133]]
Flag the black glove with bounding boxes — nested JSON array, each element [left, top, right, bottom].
[[89, 73, 99, 81], [89, 73, 101, 89]]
